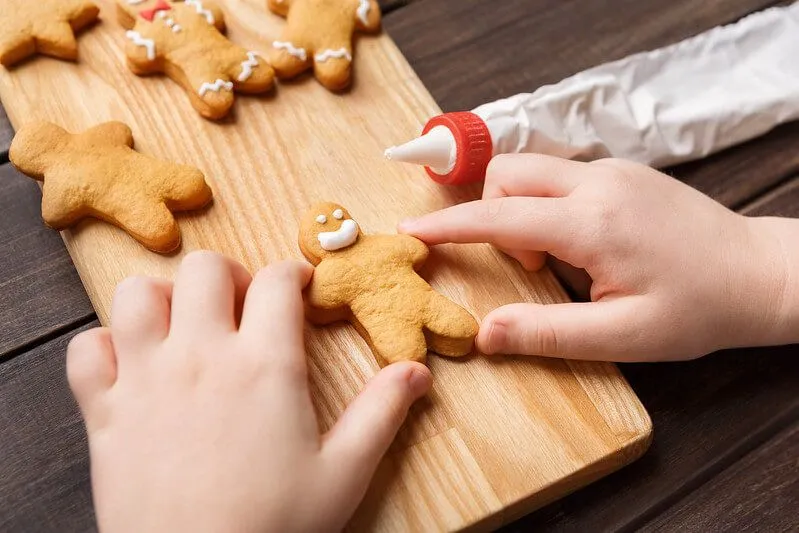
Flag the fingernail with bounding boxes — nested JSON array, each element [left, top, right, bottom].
[[482, 320, 506, 355], [408, 367, 432, 397]]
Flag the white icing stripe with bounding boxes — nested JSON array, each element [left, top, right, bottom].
[[272, 41, 307, 61], [185, 0, 215, 24], [125, 30, 155, 61], [237, 52, 260, 82], [314, 48, 352, 63], [127, 0, 146, 4], [356, 0, 370, 26], [318, 219, 359, 251], [198, 79, 233, 96]]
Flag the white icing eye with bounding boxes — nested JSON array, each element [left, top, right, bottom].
[[316, 215, 327, 224], [333, 209, 344, 220]]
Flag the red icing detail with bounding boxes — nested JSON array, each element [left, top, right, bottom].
[[421, 112, 493, 186], [141, 0, 171, 21]]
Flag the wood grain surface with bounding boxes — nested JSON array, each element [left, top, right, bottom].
[[1, 0, 797, 531], [0, 104, 10, 160], [0, 323, 96, 533], [0, 0, 651, 530], [509, 343, 799, 531], [641, 420, 799, 533], [0, 165, 94, 358]]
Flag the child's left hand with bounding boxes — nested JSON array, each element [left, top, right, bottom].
[[67, 251, 432, 533]]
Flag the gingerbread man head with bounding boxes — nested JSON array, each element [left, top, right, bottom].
[[298, 202, 362, 264]]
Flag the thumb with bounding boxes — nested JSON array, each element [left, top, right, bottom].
[[479, 301, 640, 361], [322, 362, 432, 501]]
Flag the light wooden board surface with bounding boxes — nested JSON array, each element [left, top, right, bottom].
[[0, 0, 652, 530]]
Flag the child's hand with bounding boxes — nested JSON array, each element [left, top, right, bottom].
[[67, 251, 432, 533], [400, 155, 795, 361]]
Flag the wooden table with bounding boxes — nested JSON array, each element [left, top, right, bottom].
[[1, 0, 797, 531]]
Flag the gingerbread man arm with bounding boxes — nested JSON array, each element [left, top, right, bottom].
[[0, 28, 33, 68], [354, 0, 381, 33], [305, 257, 357, 311], [8, 122, 70, 179], [184, 0, 226, 32], [391, 234, 429, 270]]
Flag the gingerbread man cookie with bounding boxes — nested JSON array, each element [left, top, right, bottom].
[[267, 0, 381, 91], [0, 0, 99, 68], [299, 202, 479, 366], [117, 0, 275, 120], [9, 121, 212, 253]]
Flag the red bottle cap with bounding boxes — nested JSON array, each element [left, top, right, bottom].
[[422, 111, 493, 186]]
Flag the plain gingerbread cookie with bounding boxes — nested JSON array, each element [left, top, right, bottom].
[[0, 0, 99, 67], [267, 0, 381, 91], [9, 121, 212, 253], [118, 0, 275, 120], [299, 202, 479, 366]]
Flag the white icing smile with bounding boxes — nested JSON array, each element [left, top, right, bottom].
[[318, 219, 358, 251]]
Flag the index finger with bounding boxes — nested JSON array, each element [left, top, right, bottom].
[[398, 197, 575, 255], [239, 260, 313, 370]]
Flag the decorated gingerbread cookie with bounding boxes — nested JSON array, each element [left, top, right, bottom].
[[299, 202, 479, 366], [117, 0, 275, 120], [9, 121, 212, 253], [267, 0, 381, 91], [0, 0, 99, 68]]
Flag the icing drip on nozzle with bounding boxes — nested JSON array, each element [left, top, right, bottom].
[[384, 112, 493, 185]]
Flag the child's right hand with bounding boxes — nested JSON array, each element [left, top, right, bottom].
[[400, 155, 798, 361]]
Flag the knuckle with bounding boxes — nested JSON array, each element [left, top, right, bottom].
[[476, 197, 507, 224], [523, 314, 561, 356]]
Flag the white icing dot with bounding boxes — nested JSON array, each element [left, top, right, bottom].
[[316, 215, 327, 224], [333, 209, 344, 220]]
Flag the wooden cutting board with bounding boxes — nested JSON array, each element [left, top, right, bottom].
[[0, 0, 651, 530]]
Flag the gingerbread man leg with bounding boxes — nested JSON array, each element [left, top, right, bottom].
[[312, 41, 353, 91], [109, 200, 182, 252], [365, 319, 428, 366], [224, 49, 275, 94], [33, 21, 81, 61], [182, 64, 236, 120], [423, 292, 479, 357], [270, 37, 312, 80]]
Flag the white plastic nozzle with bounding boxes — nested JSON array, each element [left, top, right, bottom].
[[384, 125, 457, 174]]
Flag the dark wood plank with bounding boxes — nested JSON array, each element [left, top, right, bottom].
[[385, 0, 779, 112], [0, 163, 95, 358], [502, 344, 799, 532], [0, 104, 11, 162], [669, 123, 799, 209], [741, 175, 799, 217], [0, 323, 97, 533], [384, 0, 790, 209], [378, 0, 414, 13], [641, 421, 799, 533]]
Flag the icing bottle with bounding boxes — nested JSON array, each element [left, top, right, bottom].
[[384, 3, 799, 185]]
